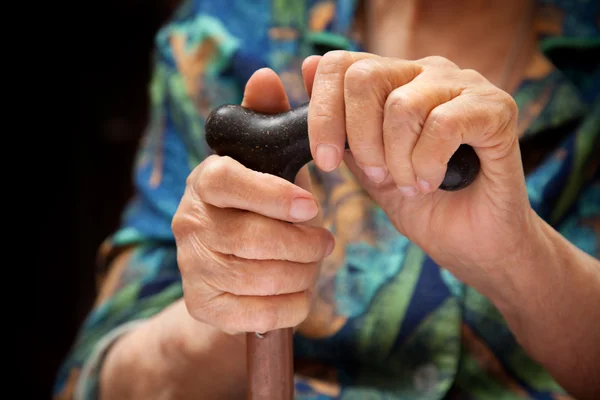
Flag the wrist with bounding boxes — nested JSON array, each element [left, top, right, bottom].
[[156, 301, 248, 398], [99, 320, 170, 399], [464, 206, 546, 314], [482, 210, 600, 399], [485, 209, 553, 316], [99, 300, 248, 399]]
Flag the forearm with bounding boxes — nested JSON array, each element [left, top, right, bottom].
[[494, 212, 600, 400], [100, 301, 247, 400]]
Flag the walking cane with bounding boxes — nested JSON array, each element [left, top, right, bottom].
[[204, 102, 480, 400]]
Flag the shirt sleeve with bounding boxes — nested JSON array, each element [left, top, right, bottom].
[[52, 5, 243, 398]]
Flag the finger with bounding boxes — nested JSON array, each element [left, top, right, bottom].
[[203, 290, 312, 334], [383, 79, 459, 195], [199, 205, 334, 263], [308, 50, 376, 172], [293, 165, 323, 227], [194, 155, 319, 223], [344, 57, 423, 184], [241, 67, 290, 113], [413, 87, 519, 193], [417, 55, 461, 70], [195, 254, 319, 297], [301, 55, 322, 98]]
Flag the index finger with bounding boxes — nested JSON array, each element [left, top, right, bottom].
[[308, 51, 378, 172]]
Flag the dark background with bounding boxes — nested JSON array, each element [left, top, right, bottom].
[[32, 1, 180, 398]]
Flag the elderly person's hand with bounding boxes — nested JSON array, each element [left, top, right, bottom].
[[304, 51, 532, 303], [172, 68, 334, 335], [303, 52, 600, 400], [100, 69, 334, 400]]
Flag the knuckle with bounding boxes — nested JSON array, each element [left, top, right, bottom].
[[500, 91, 518, 121], [253, 304, 280, 333], [385, 89, 423, 128], [172, 207, 199, 239], [171, 210, 187, 237], [185, 156, 215, 188], [182, 289, 212, 323], [168, 323, 192, 356], [172, 191, 212, 237], [479, 90, 518, 135], [427, 108, 460, 141], [198, 157, 243, 208], [175, 240, 195, 273], [385, 89, 410, 114], [319, 50, 353, 76], [461, 68, 487, 83], [344, 59, 377, 89], [384, 90, 426, 147], [197, 156, 232, 195], [423, 55, 457, 69]]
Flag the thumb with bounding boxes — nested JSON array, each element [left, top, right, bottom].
[[242, 68, 321, 225], [243, 66, 317, 194], [241, 68, 290, 113]]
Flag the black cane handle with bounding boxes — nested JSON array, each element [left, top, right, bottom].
[[205, 102, 480, 188]]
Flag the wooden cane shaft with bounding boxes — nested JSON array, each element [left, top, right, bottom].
[[246, 328, 294, 400]]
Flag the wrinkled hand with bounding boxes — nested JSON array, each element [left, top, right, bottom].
[[304, 51, 537, 298], [172, 68, 334, 334]]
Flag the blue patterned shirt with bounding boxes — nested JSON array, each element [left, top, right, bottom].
[[54, 1, 599, 399]]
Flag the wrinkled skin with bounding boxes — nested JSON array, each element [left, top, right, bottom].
[[172, 51, 536, 334]]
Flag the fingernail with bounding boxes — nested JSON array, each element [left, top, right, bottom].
[[316, 144, 340, 172], [398, 186, 418, 197], [363, 166, 388, 183], [290, 198, 319, 220], [417, 178, 431, 193]]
